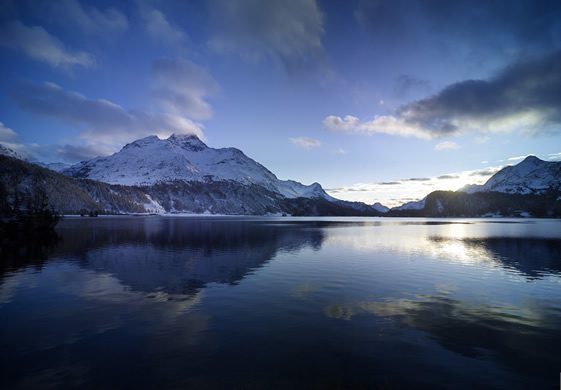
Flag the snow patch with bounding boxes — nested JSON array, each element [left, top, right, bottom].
[[144, 194, 165, 214]]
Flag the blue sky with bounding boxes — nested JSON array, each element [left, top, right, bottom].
[[1, 0, 561, 206]]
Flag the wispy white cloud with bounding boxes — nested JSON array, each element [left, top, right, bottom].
[[0, 122, 18, 143], [13, 81, 203, 154], [506, 155, 531, 161], [289, 136, 321, 148], [139, 5, 186, 47], [50, 0, 128, 36], [434, 141, 460, 151], [151, 58, 219, 120], [0, 20, 93, 69], [334, 148, 346, 155]]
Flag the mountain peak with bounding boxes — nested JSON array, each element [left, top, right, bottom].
[[168, 133, 207, 151], [459, 154, 560, 195], [63, 134, 340, 204], [519, 155, 543, 165], [122, 135, 160, 150]]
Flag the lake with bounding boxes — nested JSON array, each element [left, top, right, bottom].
[[1, 216, 561, 388]]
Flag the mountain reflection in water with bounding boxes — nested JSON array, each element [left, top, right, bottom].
[[1, 217, 560, 389], [429, 236, 561, 278], [2, 217, 326, 295]]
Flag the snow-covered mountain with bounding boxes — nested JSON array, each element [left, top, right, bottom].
[[64, 134, 335, 200], [460, 156, 561, 195], [0, 143, 24, 160]]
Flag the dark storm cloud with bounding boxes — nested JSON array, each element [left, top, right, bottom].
[[329, 1, 561, 140], [398, 50, 561, 136], [326, 49, 561, 139]]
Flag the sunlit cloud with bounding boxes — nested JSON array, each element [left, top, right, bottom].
[[325, 50, 561, 140], [323, 114, 433, 139], [326, 166, 503, 207]]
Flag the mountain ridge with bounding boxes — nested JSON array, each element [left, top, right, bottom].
[[2, 137, 559, 217]]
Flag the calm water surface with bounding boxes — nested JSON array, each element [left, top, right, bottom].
[[1, 216, 561, 388]]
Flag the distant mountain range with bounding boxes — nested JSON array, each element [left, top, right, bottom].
[[389, 155, 561, 217], [1, 136, 560, 217]]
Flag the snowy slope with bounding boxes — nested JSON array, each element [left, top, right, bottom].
[[461, 156, 561, 195], [64, 134, 333, 200]]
